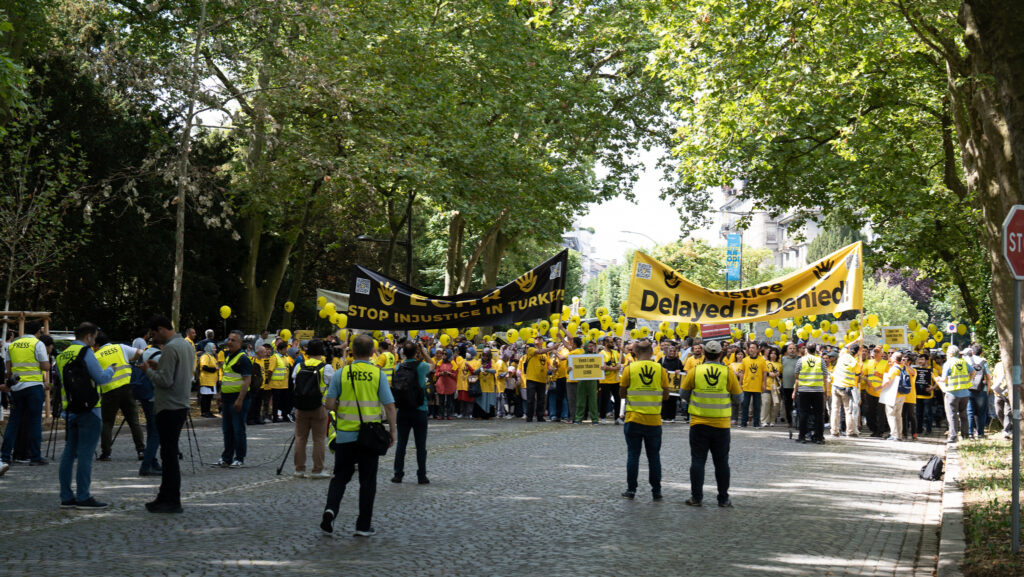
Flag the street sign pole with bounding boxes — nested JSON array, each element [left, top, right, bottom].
[[1001, 204, 1024, 553]]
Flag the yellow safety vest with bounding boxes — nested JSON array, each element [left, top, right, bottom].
[[335, 362, 384, 433], [946, 359, 971, 392], [8, 336, 43, 382], [688, 362, 732, 418], [55, 343, 102, 410], [271, 353, 289, 383], [379, 351, 396, 380], [96, 343, 132, 394], [796, 355, 825, 389], [833, 352, 859, 388], [625, 360, 663, 415], [221, 351, 246, 394]]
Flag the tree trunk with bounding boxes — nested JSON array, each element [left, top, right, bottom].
[[480, 230, 510, 289], [443, 212, 464, 295], [955, 1, 1024, 375], [458, 208, 511, 293], [281, 235, 309, 330]]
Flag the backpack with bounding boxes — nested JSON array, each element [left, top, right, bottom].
[[970, 357, 987, 390], [897, 369, 912, 395], [292, 361, 325, 410], [248, 356, 263, 393], [63, 347, 99, 414], [920, 455, 944, 481], [391, 362, 424, 411]]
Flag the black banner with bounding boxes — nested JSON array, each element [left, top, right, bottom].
[[346, 250, 568, 330]]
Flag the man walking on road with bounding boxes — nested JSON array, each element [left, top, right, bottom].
[[320, 334, 397, 537], [938, 345, 974, 445], [1, 320, 51, 472], [681, 340, 740, 507], [619, 339, 669, 500], [142, 315, 195, 513]]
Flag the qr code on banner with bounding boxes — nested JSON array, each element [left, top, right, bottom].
[[845, 252, 860, 270], [550, 262, 562, 279], [635, 262, 652, 280], [355, 277, 371, 295]]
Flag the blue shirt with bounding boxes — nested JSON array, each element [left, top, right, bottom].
[[326, 360, 394, 443]]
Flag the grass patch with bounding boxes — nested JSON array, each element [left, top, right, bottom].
[[959, 436, 1024, 577]]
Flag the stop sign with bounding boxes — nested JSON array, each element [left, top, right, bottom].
[[1004, 205, 1024, 280]]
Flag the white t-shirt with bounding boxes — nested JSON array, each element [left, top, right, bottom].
[[132, 337, 148, 350], [11, 339, 49, 391]]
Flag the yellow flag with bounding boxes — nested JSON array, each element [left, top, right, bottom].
[[625, 242, 863, 324]]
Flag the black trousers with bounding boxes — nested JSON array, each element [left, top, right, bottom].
[[599, 382, 622, 419], [525, 380, 546, 421], [325, 441, 379, 532], [861, 393, 880, 435], [394, 409, 428, 479], [689, 424, 730, 504], [155, 408, 187, 505], [798, 391, 825, 441], [781, 389, 795, 426]]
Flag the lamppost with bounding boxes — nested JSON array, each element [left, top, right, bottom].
[[356, 234, 412, 285], [621, 230, 658, 247]]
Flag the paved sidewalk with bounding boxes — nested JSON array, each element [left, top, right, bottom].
[[0, 419, 944, 576]]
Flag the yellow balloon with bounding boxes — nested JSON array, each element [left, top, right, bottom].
[[578, 307, 587, 318], [549, 327, 558, 339], [324, 302, 336, 312], [219, 305, 231, 319], [613, 323, 624, 336], [933, 332, 943, 342], [279, 329, 292, 341], [572, 296, 580, 303], [506, 329, 519, 342], [849, 319, 860, 331], [439, 334, 451, 346], [284, 301, 295, 313], [561, 307, 571, 321], [581, 322, 591, 333], [539, 320, 551, 334], [808, 315, 817, 322], [329, 313, 340, 325], [765, 327, 774, 338], [655, 331, 664, 341], [318, 308, 328, 319], [927, 323, 937, 333], [768, 319, 778, 328], [409, 330, 419, 339], [676, 324, 688, 338], [550, 313, 561, 325], [812, 329, 821, 338], [445, 328, 458, 338], [316, 296, 327, 308], [942, 342, 950, 351], [338, 329, 348, 340], [908, 319, 919, 331], [957, 323, 967, 335], [926, 339, 936, 348], [748, 332, 756, 341], [337, 314, 347, 328], [883, 344, 890, 353], [829, 324, 839, 334], [568, 322, 579, 335], [785, 320, 794, 330], [833, 312, 842, 319], [866, 314, 879, 328], [819, 320, 830, 331], [629, 329, 639, 339], [571, 315, 581, 324]]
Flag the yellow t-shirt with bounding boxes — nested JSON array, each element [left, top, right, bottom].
[[478, 359, 506, 393], [740, 355, 768, 393], [524, 348, 550, 383], [465, 358, 481, 391], [886, 365, 918, 403], [683, 354, 704, 374], [619, 362, 670, 426], [565, 348, 584, 382], [554, 349, 569, 380], [600, 350, 621, 384], [681, 362, 741, 429], [766, 360, 781, 389], [864, 358, 888, 397]]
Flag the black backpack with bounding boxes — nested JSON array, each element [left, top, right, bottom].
[[391, 362, 424, 411], [920, 455, 944, 481], [248, 356, 263, 393], [292, 361, 324, 410], [63, 347, 99, 414]]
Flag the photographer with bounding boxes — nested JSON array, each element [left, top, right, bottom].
[[1, 321, 50, 471], [391, 339, 433, 484]]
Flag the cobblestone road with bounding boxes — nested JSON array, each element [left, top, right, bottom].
[[0, 417, 944, 577]]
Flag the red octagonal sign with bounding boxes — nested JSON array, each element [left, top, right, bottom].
[[1004, 204, 1024, 280]]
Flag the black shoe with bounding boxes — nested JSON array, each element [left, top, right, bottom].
[[684, 498, 702, 507], [60, 499, 77, 509], [418, 477, 430, 485], [75, 498, 109, 510], [794, 437, 806, 443], [391, 475, 403, 483], [320, 510, 335, 535], [718, 499, 734, 508], [29, 459, 48, 466], [97, 454, 112, 462], [813, 439, 825, 445], [137, 452, 145, 461], [151, 461, 162, 472], [621, 490, 636, 500], [146, 500, 182, 513], [652, 492, 663, 501]]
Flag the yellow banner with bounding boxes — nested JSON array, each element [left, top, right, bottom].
[[625, 242, 863, 324]]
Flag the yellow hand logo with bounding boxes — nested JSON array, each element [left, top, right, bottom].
[[515, 271, 537, 292], [377, 282, 397, 306]]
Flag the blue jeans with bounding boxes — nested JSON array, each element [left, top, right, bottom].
[[59, 410, 102, 502], [1, 385, 45, 462], [915, 397, 935, 434], [624, 421, 662, 493], [689, 423, 731, 504], [221, 392, 251, 462], [740, 391, 762, 427], [138, 399, 161, 471], [967, 389, 989, 437]]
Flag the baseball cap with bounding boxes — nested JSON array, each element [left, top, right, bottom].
[[704, 340, 722, 354]]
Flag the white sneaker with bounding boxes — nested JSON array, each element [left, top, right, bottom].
[[215, 458, 229, 468], [230, 460, 243, 468], [353, 527, 377, 537], [310, 471, 331, 479], [294, 471, 309, 479], [0, 461, 8, 477]]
